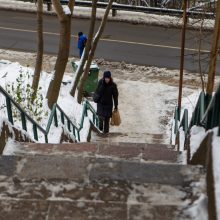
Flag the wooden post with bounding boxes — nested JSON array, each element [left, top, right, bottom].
[[177, 0, 188, 117]]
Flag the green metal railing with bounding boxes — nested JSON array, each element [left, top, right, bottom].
[[46, 100, 100, 142], [189, 92, 205, 128], [200, 84, 220, 135], [173, 83, 220, 144], [0, 85, 100, 143], [0, 85, 48, 142], [174, 107, 188, 139]]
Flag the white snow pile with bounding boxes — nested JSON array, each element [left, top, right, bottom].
[[0, 0, 215, 30], [0, 60, 90, 144], [189, 125, 207, 158], [63, 5, 71, 15]]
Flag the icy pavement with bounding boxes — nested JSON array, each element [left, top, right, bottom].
[[92, 78, 196, 144]]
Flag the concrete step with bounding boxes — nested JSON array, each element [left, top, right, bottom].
[[0, 155, 207, 220], [7, 142, 179, 163], [91, 132, 166, 144]]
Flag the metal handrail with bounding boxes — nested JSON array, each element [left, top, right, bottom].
[[179, 109, 188, 136], [0, 85, 48, 142], [189, 91, 205, 128], [173, 107, 188, 136], [173, 83, 220, 144], [44, 0, 215, 18], [0, 85, 100, 143]]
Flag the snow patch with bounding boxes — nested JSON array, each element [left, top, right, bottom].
[[0, 60, 91, 145], [63, 5, 71, 15], [2, 139, 20, 155], [190, 126, 206, 159]]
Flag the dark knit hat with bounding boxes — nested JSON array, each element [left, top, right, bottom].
[[78, 32, 83, 36], [103, 71, 111, 78]]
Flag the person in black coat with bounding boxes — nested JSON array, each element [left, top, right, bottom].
[[95, 71, 118, 133]]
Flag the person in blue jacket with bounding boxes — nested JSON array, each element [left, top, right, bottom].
[[77, 32, 87, 58]]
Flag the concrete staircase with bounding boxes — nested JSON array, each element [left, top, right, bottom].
[[0, 142, 207, 220]]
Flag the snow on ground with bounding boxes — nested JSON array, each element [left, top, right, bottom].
[[0, 60, 90, 143], [0, 58, 198, 145], [189, 125, 206, 158], [0, 0, 215, 30], [110, 78, 195, 142]]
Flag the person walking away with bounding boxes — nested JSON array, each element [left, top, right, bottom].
[[77, 32, 87, 58], [95, 71, 118, 134]]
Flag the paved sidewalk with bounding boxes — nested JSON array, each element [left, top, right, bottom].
[[0, 0, 214, 30]]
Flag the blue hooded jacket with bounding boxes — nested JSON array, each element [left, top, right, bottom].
[[78, 34, 87, 49]]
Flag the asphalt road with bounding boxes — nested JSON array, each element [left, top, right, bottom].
[[0, 10, 218, 73]]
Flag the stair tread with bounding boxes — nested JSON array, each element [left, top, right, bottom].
[[0, 155, 204, 186], [9, 142, 179, 163], [0, 199, 192, 220], [91, 132, 166, 144]]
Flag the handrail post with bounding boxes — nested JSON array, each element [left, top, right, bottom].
[[96, 116, 99, 127], [6, 97, 14, 125], [206, 109, 213, 131], [72, 126, 75, 136], [85, 103, 88, 117], [45, 134, 48, 143], [184, 109, 188, 136], [67, 119, 71, 132], [174, 107, 179, 134], [21, 112, 27, 131], [33, 123, 38, 141], [61, 112, 65, 124], [93, 114, 95, 123], [54, 108, 58, 127], [77, 130, 80, 142]]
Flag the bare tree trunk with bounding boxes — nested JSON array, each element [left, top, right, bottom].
[[206, 0, 220, 96], [32, 0, 43, 101], [77, 0, 114, 103], [70, 0, 98, 97], [46, 0, 75, 109]]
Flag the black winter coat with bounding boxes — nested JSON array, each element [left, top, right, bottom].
[[96, 79, 118, 118]]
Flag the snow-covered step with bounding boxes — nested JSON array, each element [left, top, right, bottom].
[[0, 155, 207, 220], [91, 131, 166, 144], [6, 141, 179, 163]]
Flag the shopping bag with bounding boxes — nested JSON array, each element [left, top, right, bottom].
[[110, 110, 121, 126]]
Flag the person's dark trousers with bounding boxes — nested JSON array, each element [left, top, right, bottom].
[[99, 117, 110, 133], [79, 48, 84, 58]]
